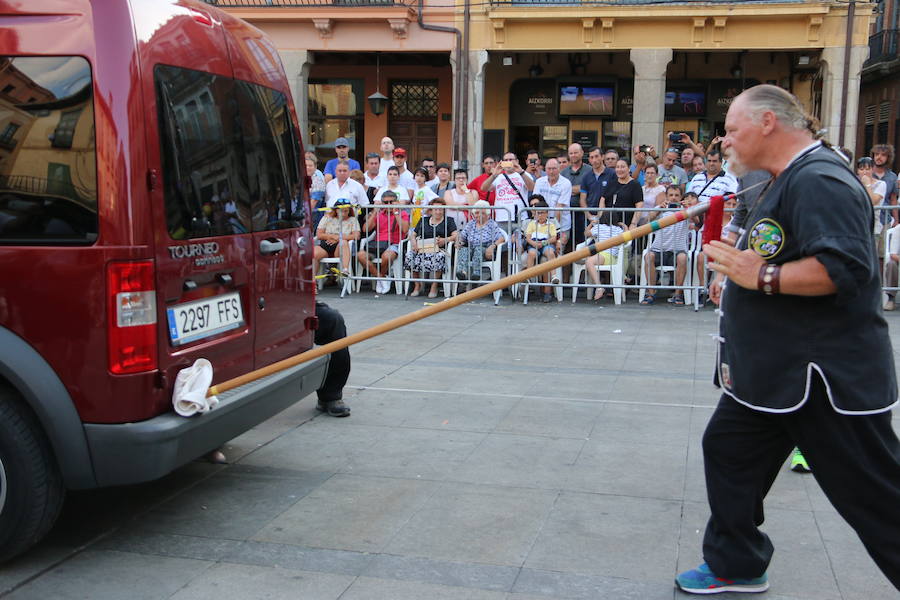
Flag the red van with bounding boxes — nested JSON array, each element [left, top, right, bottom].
[[0, 0, 326, 561]]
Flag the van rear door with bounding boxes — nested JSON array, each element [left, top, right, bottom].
[[137, 7, 256, 389], [232, 80, 314, 367], [221, 21, 315, 368]]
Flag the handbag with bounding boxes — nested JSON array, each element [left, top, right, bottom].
[[417, 237, 439, 254]]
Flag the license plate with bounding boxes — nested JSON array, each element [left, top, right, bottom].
[[166, 292, 244, 346]]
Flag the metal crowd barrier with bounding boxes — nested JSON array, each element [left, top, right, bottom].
[[313, 200, 900, 309]]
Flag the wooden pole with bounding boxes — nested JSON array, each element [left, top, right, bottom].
[[207, 201, 712, 397]]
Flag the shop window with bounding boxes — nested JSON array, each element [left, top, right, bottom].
[[542, 125, 568, 161], [307, 79, 364, 166], [602, 121, 631, 158]]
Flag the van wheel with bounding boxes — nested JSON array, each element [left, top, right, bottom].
[[0, 388, 65, 563]]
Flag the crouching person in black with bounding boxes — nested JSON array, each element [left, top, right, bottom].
[[314, 301, 351, 417]]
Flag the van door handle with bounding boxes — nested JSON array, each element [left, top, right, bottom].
[[259, 239, 285, 255]]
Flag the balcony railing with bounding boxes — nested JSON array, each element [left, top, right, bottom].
[[204, 0, 412, 6], [867, 29, 899, 66]]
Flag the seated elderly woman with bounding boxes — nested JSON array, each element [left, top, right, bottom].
[[314, 199, 360, 276], [455, 199, 505, 287], [404, 197, 458, 298]]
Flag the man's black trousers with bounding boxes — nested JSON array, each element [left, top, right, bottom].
[[314, 301, 350, 402], [701, 375, 900, 590]]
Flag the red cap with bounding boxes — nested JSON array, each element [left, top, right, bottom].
[[393, 148, 406, 157]]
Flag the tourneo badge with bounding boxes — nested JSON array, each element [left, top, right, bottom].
[[749, 218, 785, 259]]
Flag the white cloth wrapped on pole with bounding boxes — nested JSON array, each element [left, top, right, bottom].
[[172, 358, 219, 417]]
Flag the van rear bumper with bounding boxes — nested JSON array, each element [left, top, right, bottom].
[[81, 356, 329, 488]]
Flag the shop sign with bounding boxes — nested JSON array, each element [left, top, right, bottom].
[[616, 79, 633, 120], [572, 130, 598, 149], [510, 79, 559, 125], [708, 79, 760, 121]]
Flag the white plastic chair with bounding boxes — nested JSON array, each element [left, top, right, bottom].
[[355, 236, 406, 295], [316, 240, 355, 298], [519, 247, 563, 305], [451, 241, 506, 305], [570, 238, 626, 304], [403, 240, 454, 298], [639, 229, 698, 304]]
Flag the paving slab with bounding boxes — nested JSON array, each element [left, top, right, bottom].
[[253, 474, 438, 552], [5, 550, 213, 600], [168, 562, 353, 600]]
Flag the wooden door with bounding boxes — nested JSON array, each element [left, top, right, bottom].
[[389, 80, 439, 169], [391, 121, 436, 169]]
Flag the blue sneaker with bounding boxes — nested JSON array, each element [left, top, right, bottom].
[[676, 563, 769, 594]]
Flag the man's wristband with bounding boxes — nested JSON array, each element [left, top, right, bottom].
[[758, 263, 781, 295]]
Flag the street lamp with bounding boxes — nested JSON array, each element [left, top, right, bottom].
[[368, 52, 388, 116]]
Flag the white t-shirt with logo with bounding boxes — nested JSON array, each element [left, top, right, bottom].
[[491, 172, 528, 223]]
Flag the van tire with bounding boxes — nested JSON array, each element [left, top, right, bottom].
[[0, 387, 65, 563]]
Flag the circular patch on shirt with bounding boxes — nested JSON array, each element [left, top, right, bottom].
[[748, 218, 785, 259]]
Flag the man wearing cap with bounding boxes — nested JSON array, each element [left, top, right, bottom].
[[323, 137, 360, 183], [391, 147, 417, 191], [325, 162, 366, 208]]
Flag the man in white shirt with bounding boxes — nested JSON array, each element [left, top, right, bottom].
[[390, 147, 417, 190], [687, 148, 737, 203], [325, 162, 366, 208], [363, 152, 383, 203], [480, 151, 533, 226], [377, 136, 406, 178], [533, 158, 572, 253]]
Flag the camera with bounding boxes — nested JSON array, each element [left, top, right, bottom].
[[669, 132, 682, 143], [639, 145, 651, 154], [528, 158, 538, 165], [500, 160, 513, 168], [668, 203, 680, 209]]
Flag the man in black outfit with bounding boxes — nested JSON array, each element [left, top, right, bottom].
[[314, 301, 351, 417], [676, 84, 900, 594]]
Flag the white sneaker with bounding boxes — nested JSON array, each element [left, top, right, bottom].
[[885, 298, 895, 311]]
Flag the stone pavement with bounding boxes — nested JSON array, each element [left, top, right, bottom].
[[2, 288, 899, 600]]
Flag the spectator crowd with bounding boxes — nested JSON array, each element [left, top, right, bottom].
[[308, 135, 899, 308]]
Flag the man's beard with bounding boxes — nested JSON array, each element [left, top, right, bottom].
[[724, 149, 749, 178]]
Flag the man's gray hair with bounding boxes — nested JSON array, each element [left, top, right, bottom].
[[739, 84, 820, 137]]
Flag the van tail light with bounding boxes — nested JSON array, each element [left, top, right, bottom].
[[107, 260, 158, 374]]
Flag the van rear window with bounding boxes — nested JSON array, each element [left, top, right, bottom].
[[0, 57, 97, 245], [155, 65, 302, 240]]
